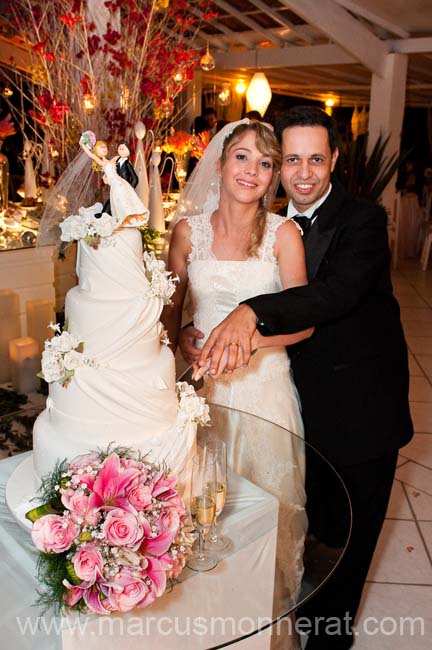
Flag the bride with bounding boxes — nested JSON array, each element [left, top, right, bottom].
[[162, 118, 312, 601]]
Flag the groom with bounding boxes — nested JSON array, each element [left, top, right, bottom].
[[180, 106, 413, 648]]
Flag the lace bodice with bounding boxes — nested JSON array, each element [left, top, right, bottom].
[[186, 212, 288, 381], [187, 211, 285, 264]]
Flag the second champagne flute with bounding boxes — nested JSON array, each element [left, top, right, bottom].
[[187, 450, 218, 572], [205, 439, 230, 551]]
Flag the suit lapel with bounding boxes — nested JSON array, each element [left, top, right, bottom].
[[304, 180, 348, 279], [278, 180, 349, 279], [304, 222, 336, 279]]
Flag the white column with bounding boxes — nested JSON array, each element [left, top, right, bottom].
[[368, 53, 408, 214]]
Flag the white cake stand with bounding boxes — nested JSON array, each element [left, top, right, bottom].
[[5, 453, 41, 531]]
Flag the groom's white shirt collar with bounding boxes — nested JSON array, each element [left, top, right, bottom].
[[286, 183, 332, 222]]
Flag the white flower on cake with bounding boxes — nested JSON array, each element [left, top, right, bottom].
[[38, 322, 96, 388], [63, 350, 84, 371], [144, 251, 179, 305], [60, 203, 120, 250], [176, 381, 211, 425]]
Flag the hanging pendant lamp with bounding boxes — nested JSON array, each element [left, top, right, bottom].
[[246, 72, 272, 117]]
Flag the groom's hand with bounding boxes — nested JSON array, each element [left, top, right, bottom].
[[199, 305, 257, 374], [178, 325, 204, 364]]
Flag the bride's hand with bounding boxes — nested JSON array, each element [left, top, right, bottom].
[[192, 359, 211, 381], [195, 346, 234, 380]]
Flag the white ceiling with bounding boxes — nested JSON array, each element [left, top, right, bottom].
[[195, 0, 432, 107]]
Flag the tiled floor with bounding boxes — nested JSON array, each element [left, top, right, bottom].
[[353, 259, 432, 648]]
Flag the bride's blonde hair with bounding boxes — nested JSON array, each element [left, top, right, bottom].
[[219, 121, 281, 257], [92, 140, 108, 171]]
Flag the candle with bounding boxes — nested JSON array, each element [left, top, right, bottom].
[[0, 290, 21, 383], [8, 337, 40, 394], [26, 299, 55, 354]]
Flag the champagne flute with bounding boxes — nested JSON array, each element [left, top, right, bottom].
[[187, 450, 218, 572], [205, 439, 230, 551]]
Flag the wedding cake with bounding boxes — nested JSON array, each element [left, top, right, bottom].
[[33, 180, 206, 484]]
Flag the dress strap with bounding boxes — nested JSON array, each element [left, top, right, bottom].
[[258, 212, 287, 262], [185, 213, 215, 262]]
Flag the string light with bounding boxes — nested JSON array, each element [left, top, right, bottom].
[[200, 44, 215, 72], [83, 93, 95, 113]]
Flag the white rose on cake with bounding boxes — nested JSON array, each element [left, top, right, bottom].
[[92, 213, 119, 238], [41, 350, 64, 383], [176, 382, 211, 425], [63, 350, 84, 371], [60, 213, 89, 242], [49, 330, 81, 353], [38, 322, 92, 388], [144, 251, 179, 305]]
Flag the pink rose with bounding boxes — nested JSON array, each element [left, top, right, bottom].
[[72, 543, 104, 584], [120, 458, 146, 473], [106, 568, 152, 612], [69, 451, 100, 470], [102, 508, 143, 548], [32, 514, 79, 553], [60, 490, 101, 526], [127, 483, 152, 511]]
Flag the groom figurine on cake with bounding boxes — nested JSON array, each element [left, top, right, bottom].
[[98, 140, 139, 217], [180, 106, 413, 649]]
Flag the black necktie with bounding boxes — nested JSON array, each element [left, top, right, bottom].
[[293, 215, 312, 238]]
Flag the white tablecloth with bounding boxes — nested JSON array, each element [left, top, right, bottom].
[[0, 453, 278, 650]]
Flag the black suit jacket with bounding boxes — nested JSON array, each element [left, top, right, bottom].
[[116, 158, 139, 188], [245, 180, 413, 465]]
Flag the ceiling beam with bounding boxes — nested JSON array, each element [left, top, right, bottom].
[[212, 0, 283, 47], [334, 0, 410, 38], [389, 37, 432, 54], [247, 0, 313, 43], [214, 43, 357, 69], [278, 0, 388, 76], [189, 7, 254, 50]]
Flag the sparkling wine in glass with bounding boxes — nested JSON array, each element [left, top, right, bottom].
[[205, 439, 230, 551], [187, 450, 218, 572]]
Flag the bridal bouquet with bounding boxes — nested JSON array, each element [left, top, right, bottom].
[[38, 322, 96, 388], [79, 130, 96, 150], [26, 448, 194, 615]]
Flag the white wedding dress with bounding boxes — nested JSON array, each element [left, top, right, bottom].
[[186, 211, 307, 602]]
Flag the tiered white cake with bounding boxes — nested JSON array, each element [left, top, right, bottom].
[[33, 224, 198, 483]]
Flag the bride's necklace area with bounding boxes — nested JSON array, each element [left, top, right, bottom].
[[210, 212, 254, 260]]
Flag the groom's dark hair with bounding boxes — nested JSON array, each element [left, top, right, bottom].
[[275, 106, 339, 153]]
